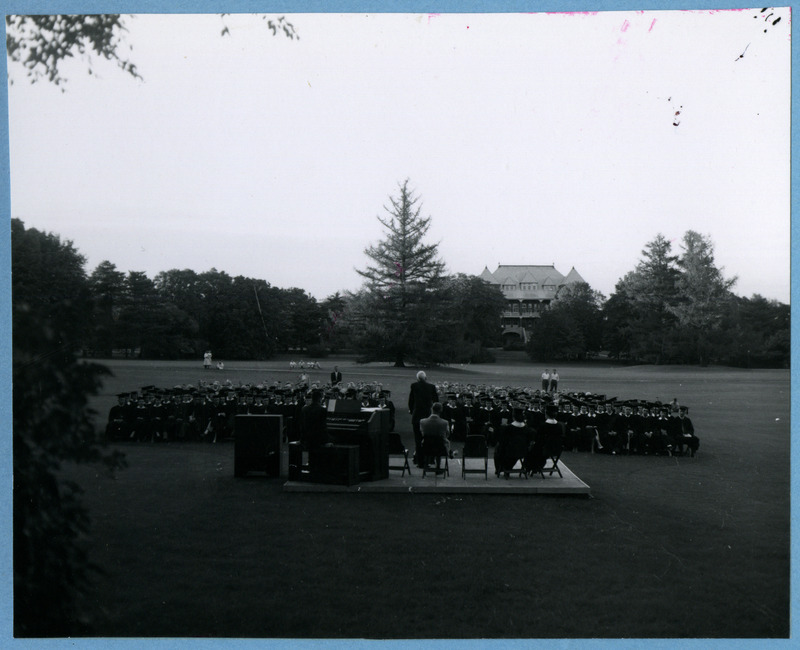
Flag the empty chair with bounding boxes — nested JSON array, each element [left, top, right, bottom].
[[387, 432, 412, 477], [462, 434, 488, 480], [421, 436, 449, 478]]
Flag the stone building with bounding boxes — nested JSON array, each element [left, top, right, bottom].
[[478, 264, 587, 347]]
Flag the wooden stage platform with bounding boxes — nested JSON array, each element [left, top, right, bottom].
[[283, 457, 591, 496]]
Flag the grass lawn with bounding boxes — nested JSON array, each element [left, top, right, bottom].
[[60, 355, 789, 638]]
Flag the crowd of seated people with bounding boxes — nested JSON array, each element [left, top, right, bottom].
[[104, 379, 395, 444], [106, 377, 698, 461], [429, 381, 699, 458]]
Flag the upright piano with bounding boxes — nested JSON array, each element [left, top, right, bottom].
[[326, 401, 390, 481]]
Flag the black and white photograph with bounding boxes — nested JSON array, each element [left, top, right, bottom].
[[5, 3, 792, 644]]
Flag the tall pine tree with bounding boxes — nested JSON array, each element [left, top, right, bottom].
[[614, 234, 681, 363], [669, 230, 737, 365], [355, 180, 446, 366]]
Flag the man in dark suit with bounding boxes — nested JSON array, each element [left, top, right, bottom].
[[408, 371, 439, 467], [420, 402, 452, 461], [300, 389, 331, 451], [330, 366, 342, 386]]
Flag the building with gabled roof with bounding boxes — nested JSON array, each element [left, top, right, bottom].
[[479, 264, 588, 346]]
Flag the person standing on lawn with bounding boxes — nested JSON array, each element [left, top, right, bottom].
[[549, 369, 559, 393]]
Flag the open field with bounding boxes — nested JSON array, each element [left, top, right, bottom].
[[61, 356, 790, 638]]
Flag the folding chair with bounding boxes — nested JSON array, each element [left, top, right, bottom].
[[462, 434, 488, 479], [387, 432, 412, 477], [421, 436, 449, 478], [539, 446, 563, 479]]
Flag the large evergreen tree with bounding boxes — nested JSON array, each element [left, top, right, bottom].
[[355, 180, 446, 366], [614, 234, 681, 363], [87, 260, 126, 356], [668, 230, 737, 365], [602, 231, 751, 365]]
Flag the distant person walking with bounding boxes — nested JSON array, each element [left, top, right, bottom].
[[541, 369, 550, 392], [408, 371, 439, 467], [203, 350, 212, 370]]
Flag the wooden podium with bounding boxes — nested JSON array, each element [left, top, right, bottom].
[[233, 414, 287, 478]]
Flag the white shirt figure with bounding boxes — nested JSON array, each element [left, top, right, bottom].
[[203, 351, 212, 369]]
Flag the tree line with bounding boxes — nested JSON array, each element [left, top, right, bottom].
[[11, 207, 506, 366], [86, 261, 327, 361], [526, 233, 789, 368], [13, 190, 789, 370]]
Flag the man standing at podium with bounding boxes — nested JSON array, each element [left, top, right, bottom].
[[408, 371, 439, 467]]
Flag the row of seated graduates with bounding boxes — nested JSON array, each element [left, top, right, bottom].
[[105, 379, 397, 443], [431, 381, 697, 457], [328, 381, 397, 431]]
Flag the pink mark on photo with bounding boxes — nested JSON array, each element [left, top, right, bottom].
[[545, 11, 599, 17], [649, 18, 657, 32], [621, 19, 631, 32]]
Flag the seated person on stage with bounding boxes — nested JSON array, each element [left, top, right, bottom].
[[419, 402, 452, 460], [495, 408, 534, 477], [377, 390, 396, 432], [525, 404, 564, 474], [300, 389, 332, 451]]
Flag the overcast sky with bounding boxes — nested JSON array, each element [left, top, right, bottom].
[[7, 8, 791, 302]]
